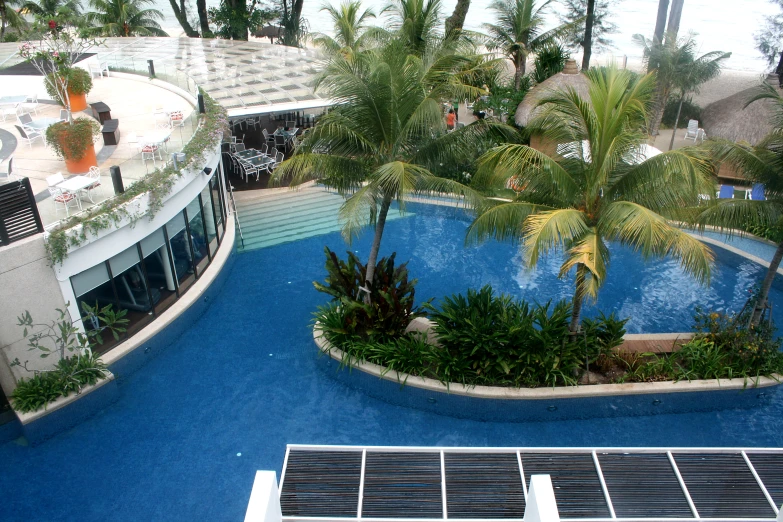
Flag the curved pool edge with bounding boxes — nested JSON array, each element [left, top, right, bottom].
[[314, 327, 782, 422]]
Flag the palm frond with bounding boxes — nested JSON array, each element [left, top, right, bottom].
[[559, 228, 609, 300], [465, 200, 554, 245], [523, 208, 589, 268]]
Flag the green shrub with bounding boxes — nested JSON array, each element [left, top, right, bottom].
[[662, 97, 701, 128], [532, 43, 570, 84], [45, 67, 93, 104], [11, 351, 107, 413], [313, 248, 428, 341]]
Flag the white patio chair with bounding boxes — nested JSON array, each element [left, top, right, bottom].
[[59, 109, 68, 122], [235, 143, 246, 152], [15, 125, 44, 148], [140, 143, 162, 165], [17, 113, 33, 127], [683, 119, 700, 141], [89, 61, 110, 78], [258, 144, 268, 157], [285, 120, 296, 129], [81, 166, 103, 203], [2, 156, 18, 182], [47, 173, 81, 216], [262, 128, 275, 148], [229, 136, 238, 153], [21, 94, 39, 115], [0, 103, 19, 121], [169, 110, 185, 128], [240, 160, 259, 182]]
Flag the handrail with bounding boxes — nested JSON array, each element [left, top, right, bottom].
[[228, 183, 245, 248]]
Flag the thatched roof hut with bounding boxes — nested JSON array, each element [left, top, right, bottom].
[[514, 59, 590, 127], [701, 75, 782, 146]]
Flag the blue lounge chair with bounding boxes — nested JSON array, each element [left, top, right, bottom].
[[751, 183, 766, 201], [718, 185, 734, 199]]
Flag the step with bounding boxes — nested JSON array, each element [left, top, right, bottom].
[[237, 197, 343, 223], [238, 202, 344, 230], [240, 222, 346, 251], [235, 190, 338, 213]]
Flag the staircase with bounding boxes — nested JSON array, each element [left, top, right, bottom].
[[233, 186, 410, 252]]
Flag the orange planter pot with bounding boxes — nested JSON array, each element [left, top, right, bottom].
[[64, 144, 97, 174], [68, 91, 88, 112]]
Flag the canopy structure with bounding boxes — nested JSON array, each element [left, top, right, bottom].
[[514, 59, 590, 128], [557, 141, 663, 164]]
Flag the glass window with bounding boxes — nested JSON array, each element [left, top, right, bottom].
[[201, 186, 218, 257], [71, 262, 119, 354], [166, 210, 196, 293], [141, 228, 178, 315], [108, 246, 155, 337], [211, 175, 225, 240], [186, 196, 209, 277]]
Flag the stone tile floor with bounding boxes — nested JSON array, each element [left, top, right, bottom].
[[0, 76, 196, 226]]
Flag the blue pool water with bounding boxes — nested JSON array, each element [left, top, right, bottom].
[[1, 202, 782, 521]]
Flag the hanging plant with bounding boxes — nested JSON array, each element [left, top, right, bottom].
[[44, 67, 93, 104], [45, 118, 100, 161]]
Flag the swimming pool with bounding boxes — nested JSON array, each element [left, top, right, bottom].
[[1, 202, 781, 521]]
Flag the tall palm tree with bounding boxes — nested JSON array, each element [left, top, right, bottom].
[[467, 67, 715, 332], [311, 0, 378, 59], [272, 39, 505, 299], [85, 0, 167, 36], [385, 0, 442, 57], [1, 0, 27, 41], [694, 84, 783, 324], [484, 0, 576, 90], [20, 0, 81, 20]]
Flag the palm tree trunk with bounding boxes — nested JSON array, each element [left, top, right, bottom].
[[196, 0, 210, 36], [648, 0, 669, 73], [581, 0, 595, 71], [167, 0, 199, 37], [515, 53, 526, 90], [649, 85, 668, 136], [668, 93, 685, 150], [751, 242, 783, 324], [666, 0, 685, 39], [569, 264, 587, 333], [0, 0, 6, 42], [363, 195, 393, 304], [445, 0, 470, 36]]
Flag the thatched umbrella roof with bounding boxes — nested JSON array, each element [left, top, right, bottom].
[[514, 59, 590, 127], [701, 76, 782, 146]]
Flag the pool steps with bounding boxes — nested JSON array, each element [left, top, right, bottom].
[[234, 187, 408, 251]]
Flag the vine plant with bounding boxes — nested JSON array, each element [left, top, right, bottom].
[[44, 91, 228, 265]]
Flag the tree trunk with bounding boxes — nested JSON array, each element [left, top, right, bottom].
[[196, 0, 210, 36], [363, 195, 393, 304], [776, 52, 783, 86], [514, 53, 526, 90], [0, 0, 6, 42], [648, 0, 669, 73], [444, 0, 470, 36], [752, 242, 783, 324], [581, 0, 595, 71], [668, 93, 685, 150], [167, 0, 199, 37], [292, 0, 304, 21], [649, 84, 669, 136], [569, 264, 587, 333], [666, 0, 684, 40]]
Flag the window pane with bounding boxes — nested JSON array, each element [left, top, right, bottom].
[[142, 243, 178, 316], [140, 228, 166, 257], [166, 211, 195, 293], [73, 275, 119, 355], [109, 245, 140, 277], [111, 257, 156, 338], [187, 196, 209, 276], [71, 262, 110, 297], [201, 186, 218, 257], [211, 175, 224, 226]]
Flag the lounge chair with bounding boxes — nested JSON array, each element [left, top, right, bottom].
[[751, 183, 766, 201], [684, 120, 699, 141], [718, 185, 734, 199]]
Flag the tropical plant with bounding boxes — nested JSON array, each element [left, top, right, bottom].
[[45, 118, 101, 161], [18, 29, 103, 119], [311, 0, 378, 58], [314, 247, 428, 340], [384, 0, 443, 57], [634, 32, 729, 138], [472, 79, 531, 125], [662, 96, 700, 127], [467, 66, 715, 332], [0, 0, 27, 42], [484, 0, 576, 90], [557, 0, 618, 70], [20, 0, 83, 27], [278, 0, 307, 46], [692, 83, 783, 324], [531, 41, 568, 84], [272, 37, 506, 299], [44, 67, 92, 105], [756, 0, 783, 73], [209, 0, 275, 40], [84, 0, 168, 36]]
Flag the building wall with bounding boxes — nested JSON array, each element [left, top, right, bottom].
[[0, 235, 68, 394]]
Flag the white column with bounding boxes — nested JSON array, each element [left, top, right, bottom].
[[158, 246, 176, 291], [524, 475, 560, 522], [245, 471, 282, 522]]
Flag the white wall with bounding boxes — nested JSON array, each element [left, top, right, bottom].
[[2, 56, 99, 102], [244, 471, 282, 522]]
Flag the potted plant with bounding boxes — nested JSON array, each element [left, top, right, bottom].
[[45, 67, 92, 112], [45, 118, 101, 173]]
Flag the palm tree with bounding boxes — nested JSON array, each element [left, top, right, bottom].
[[311, 1, 378, 59], [484, 0, 575, 90], [467, 67, 715, 332], [385, 0, 442, 57], [85, 0, 167, 36], [1, 0, 27, 41], [666, 39, 730, 150], [694, 84, 783, 324], [20, 0, 82, 21], [272, 39, 505, 300], [634, 33, 727, 138]]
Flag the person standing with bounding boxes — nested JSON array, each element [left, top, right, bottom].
[[452, 100, 459, 122], [446, 109, 456, 130]]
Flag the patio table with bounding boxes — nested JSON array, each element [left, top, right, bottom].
[[25, 118, 59, 131], [0, 95, 26, 106], [235, 149, 264, 160], [139, 129, 172, 152], [245, 156, 275, 168], [273, 127, 299, 139], [57, 175, 94, 193]]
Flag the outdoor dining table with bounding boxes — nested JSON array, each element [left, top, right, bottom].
[[273, 127, 299, 140], [235, 149, 264, 160], [56, 175, 94, 207], [245, 156, 275, 168], [25, 118, 59, 131], [0, 95, 26, 107], [139, 129, 172, 150]]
